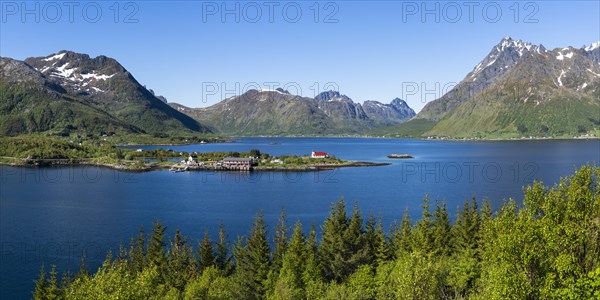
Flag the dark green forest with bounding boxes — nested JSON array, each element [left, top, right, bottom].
[[33, 166, 600, 300]]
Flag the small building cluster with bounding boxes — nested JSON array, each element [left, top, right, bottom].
[[171, 150, 331, 172]]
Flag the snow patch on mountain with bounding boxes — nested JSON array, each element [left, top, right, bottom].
[[585, 42, 600, 52], [80, 72, 116, 81], [587, 69, 600, 77], [557, 69, 566, 86], [52, 63, 76, 78], [42, 53, 66, 62]]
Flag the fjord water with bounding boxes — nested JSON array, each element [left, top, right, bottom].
[[1, 138, 599, 298]]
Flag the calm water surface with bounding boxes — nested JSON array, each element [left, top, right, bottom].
[[1, 138, 599, 298]]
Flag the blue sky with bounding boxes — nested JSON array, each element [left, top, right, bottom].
[[1, 1, 599, 112]]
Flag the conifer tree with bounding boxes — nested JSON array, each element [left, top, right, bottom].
[[374, 218, 390, 266], [319, 198, 349, 282], [147, 221, 166, 268], [198, 231, 216, 271], [394, 208, 413, 255], [129, 227, 146, 273], [431, 200, 451, 256], [413, 196, 433, 253], [272, 221, 307, 299], [215, 223, 232, 274], [165, 229, 196, 290], [32, 265, 48, 300], [234, 211, 271, 300], [363, 214, 378, 266], [303, 224, 321, 284], [345, 202, 368, 270], [46, 264, 60, 300], [272, 208, 289, 272]]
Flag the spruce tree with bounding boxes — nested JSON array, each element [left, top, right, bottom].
[[431, 200, 451, 256], [363, 214, 378, 267], [413, 196, 433, 253], [344, 202, 367, 271], [303, 224, 321, 284], [215, 223, 232, 274], [234, 211, 271, 300], [165, 229, 197, 290], [374, 218, 390, 266], [129, 227, 146, 273], [273, 208, 289, 272], [198, 231, 216, 271], [46, 264, 60, 300], [273, 221, 307, 299], [147, 221, 166, 268], [395, 208, 413, 255], [32, 265, 48, 300], [77, 255, 89, 278], [319, 198, 349, 282]]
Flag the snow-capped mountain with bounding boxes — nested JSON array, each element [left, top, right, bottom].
[[402, 37, 600, 137], [1, 51, 210, 135]]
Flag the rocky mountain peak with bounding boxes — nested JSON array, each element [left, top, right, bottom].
[[23, 51, 131, 97], [315, 90, 352, 102], [584, 41, 600, 52], [468, 37, 546, 82]]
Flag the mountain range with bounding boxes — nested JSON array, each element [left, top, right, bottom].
[[0, 51, 209, 137], [372, 37, 600, 138], [2, 37, 599, 139], [169, 89, 415, 135], [0, 51, 415, 137]]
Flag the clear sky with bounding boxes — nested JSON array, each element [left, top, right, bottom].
[[1, 0, 599, 112]]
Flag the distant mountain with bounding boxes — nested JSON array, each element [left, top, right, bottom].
[[170, 90, 415, 136], [363, 98, 416, 126], [379, 37, 600, 138], [1, 51, 210, 136], [0, 57, 140, 136]]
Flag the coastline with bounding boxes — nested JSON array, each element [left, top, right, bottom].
[[211, 134, 600, 142], [0, 160, 391, 173]]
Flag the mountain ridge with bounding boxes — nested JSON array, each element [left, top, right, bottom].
[[1, 51, 211, 136], [169, 90, 416, 136], [378, 37, 600, 138]]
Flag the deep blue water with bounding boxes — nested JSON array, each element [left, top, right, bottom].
[[1, 138, 599, 299]]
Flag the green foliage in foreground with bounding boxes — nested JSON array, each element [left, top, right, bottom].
[[33, 166, 600, 300]]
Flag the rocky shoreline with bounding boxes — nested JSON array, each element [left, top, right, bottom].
[[0, 160, 390, 173]]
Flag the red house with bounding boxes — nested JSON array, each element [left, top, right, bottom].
[[311, 151, 329, 158]]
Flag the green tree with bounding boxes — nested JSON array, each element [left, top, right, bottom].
[[33, 265, 48, 300], [198, 231, 216, 271], [319, 198, 352, 282], [46, 265, 60, 300], [215, 223, 232, 275], [164, 229, 197, 291], [431, 200, 451, 256], [128, 228, 146, 273], [270, 221, 307, 300], [413, 196, 433, 254], [147, 221, 167, 268], [272, 208, 289, 272], [234, 211, 271, 300], [302, 223, 322, 293], [393, 208, 413, 255]]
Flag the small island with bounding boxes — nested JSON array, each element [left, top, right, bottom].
[[166, 150, 389, 172], [387, 154, 414, 159], [0, 136, 389, 172]]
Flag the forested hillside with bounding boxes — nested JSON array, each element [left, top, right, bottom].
[[33, 165, 600, 300]]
